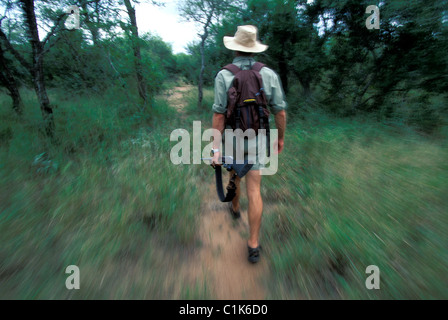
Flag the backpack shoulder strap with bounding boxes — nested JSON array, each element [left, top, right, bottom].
[[251, 62, 266, 72], [223, 64, 241, 75]]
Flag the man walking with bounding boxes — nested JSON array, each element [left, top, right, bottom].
[[211, 25, 287, 263]]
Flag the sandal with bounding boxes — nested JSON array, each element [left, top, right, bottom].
[[248, 245, 261, 263]]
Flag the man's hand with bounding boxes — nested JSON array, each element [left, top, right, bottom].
[[211, 151, 222, 167], [211, 113, 225, 167], [274, 138, 284, 154], [274, 110, 286, 154]]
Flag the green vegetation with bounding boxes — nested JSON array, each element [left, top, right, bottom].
[[0, 89, 202, 299], [190, 89, 448, 299], [0, 0, 447, 300], [262, 112, 448, 299]]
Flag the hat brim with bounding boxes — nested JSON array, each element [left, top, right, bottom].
[[223, 36, 268, 53]]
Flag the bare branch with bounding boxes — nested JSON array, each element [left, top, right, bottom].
[[41, 12, 67, 46], [0, 25, 31, 71], [41, 34, 62, 56]]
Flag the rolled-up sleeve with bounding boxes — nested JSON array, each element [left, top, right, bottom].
[[212, 72, 228, 114], [267, 71, 287, 115]]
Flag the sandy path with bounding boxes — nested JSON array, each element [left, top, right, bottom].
[[196, 184, 269, 299], [165, 85, 194, 111], [167, 86, 269, 299]]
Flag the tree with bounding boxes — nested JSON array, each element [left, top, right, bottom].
[[0, 0, 75, 136], [78, 0, 100, 45], [122, 0, 148, 105], [290, 0, 448, 115], [0, 10, 23, 115], [258, 0, 299, 94], [0, 41, 23, 115], [179, 0, 235, 107], [17, 0, 56, 136]]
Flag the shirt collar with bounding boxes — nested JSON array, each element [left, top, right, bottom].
[[232, 56, 256, 66]]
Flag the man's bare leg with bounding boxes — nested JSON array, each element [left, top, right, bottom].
[[245, 170, 263, 249]]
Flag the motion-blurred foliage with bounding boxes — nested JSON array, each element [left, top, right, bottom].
[[0, 0, 447, 300], [0, 88, 202, 299], [262, 113, 448, 299]]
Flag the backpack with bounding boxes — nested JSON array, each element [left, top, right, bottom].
[[223, 62, 271, 155]]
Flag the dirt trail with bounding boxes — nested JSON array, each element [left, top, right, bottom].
[[196, 185, 269, 299], [164, 85, 194, 111], [167, 86, 269, 299]]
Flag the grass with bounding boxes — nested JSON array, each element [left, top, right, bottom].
[[182, 88, 448, 299], [1, 86, 447, 299], [261, 112, 448, 299], [0, 88, 203, 299]]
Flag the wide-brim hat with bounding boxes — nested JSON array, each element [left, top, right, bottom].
[[223, 25, 268, 53]]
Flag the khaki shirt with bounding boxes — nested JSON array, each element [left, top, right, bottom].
[[212, 56, 287, 115]]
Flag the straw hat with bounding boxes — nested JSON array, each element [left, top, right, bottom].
[[223, 25, 268, 53]]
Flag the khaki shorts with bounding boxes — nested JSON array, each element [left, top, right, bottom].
[[222, 129, 268, 171]]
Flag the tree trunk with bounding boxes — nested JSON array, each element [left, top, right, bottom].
[[198, 37, 205, 108], [196, 7, 213, 109], [299, 77, 312, 100], [123, 0, 148, 105], [80, 0, 99, 45], [0, 45, 23, 115], [19, 0, 54, 137]]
